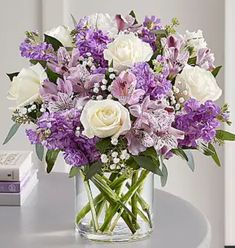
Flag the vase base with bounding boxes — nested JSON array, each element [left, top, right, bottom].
[[76, 223, 152, 242]]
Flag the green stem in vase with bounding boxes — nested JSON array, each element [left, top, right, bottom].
[[79, 170, 99, 232], [76, 173, 128, 225], [99, 170, 149, 233], [126, 182, 153, 228], [131, 170, 139, 228]]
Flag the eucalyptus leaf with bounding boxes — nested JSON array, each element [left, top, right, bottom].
[[216, 130, 235, 141], [35, 143, 44, 161], [85, 161, 103, 180], [6, 72, 19, 81], [45, 150, 60, 173], [69, 166, 80, 178], [44, 34, 63, 51], [3, 123, 21, 145], [211, 66, 222, 78]]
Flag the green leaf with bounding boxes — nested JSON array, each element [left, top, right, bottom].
[[3, 123, 21, 145], [46, 68, 60, 83], [188, 56, 197, 65], [6, 72, 19, 81], [133, 156, 162, 176], [211, 66, 222, 77], [152, 30, 167, 36], [96, 138, 111, 153], [85, 161, 103, 180], [126, 157, 140, 170], [172, 148, 188, 161], [160, 158, 168, 187], [129, 10, 138, 24], [35, 143, 44, 161], [29, 60, 47, 67], [70, 14, 77, 27], [208, 143, 221, 167], [184, 150, 195, 171], [216, 130, 235, 141], [45, 150, 60, 173], [69, 166, 80, 178], [44, 34, 63, 51], [200, 143, 215, 156]]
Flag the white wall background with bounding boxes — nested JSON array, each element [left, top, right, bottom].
[[0, 1, 228, 247]]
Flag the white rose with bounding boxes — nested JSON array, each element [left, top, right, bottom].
[[7, 63, 47, 108], [45, 25, 73, 47], [104, 33, 153, 71], [80, 99, 131, 139], [185, 30, 207, 55], [175, 65, 222, 102], [87, 13, 118, 37]]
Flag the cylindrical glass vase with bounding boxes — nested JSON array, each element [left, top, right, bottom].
[[74, 168, 154, 242]]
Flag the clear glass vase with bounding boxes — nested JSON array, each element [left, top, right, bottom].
[[74, 168, 154, 242]]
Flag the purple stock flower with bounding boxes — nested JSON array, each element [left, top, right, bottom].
[[131, 61, 171, 100], [76, 28, 111, 68], [26, 108, 99, 167], [20, 40, 56, 61], [139, 28, 157, 51], [131, 63, 156, 92], [174, 98, 221, 147]]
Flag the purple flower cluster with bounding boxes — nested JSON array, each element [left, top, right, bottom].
[[139, 28, 157, 51], [76, 28, 111, 68], [131, 61, 171, 100], [26, 109, 99, 166], [174, 98, 221, 147], [143, 16, 162, 30], [20, 40, 56, 61]]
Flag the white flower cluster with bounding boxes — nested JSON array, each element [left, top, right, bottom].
[[79, 53, 96, 70], [101, 149, 130, 170]]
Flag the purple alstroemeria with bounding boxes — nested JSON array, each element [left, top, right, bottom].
[[40, 78, 77, 112], [110, 70, 145, 105], [126, 96, 184, 155], [115, 14, 142, 32], [196, 48, 215, 70], [47, 47, 80, 75], [161, 35, 189, 78], [65, 65, 104, 97]]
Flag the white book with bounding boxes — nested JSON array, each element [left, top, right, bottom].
[[0, 170, 38, 206], [0, 151, 33, 181]]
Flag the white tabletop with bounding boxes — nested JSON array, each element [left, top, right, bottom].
[[0, 171, 211, 248]]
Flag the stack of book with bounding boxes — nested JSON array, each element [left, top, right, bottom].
[[0, 151, 38, 206]]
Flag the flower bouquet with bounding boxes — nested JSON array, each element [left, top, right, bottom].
[[4, 11, 235, 242]]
